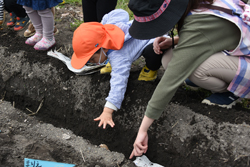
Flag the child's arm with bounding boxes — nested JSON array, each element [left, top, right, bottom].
[[94, 36, 150, 129], [94, 107, 115, 129], [93, 53, 132, 129]]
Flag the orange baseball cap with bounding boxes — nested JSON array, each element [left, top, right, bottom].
[[71, 22, 125, 69]]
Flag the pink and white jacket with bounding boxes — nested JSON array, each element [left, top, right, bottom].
[[191, 0, 250, 98]]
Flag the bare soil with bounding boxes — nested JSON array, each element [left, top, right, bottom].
[[1, 4, 250, 167]]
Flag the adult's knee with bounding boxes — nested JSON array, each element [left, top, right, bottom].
[[161, 49, 173, 70]]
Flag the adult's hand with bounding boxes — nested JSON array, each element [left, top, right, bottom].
[[129, 115, 154, 159], [153, 37, 168, 54], [129, 131, 148, 159], [153, 36, 179, 54]]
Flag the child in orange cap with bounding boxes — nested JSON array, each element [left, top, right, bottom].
[[71, 9, 173, 129]]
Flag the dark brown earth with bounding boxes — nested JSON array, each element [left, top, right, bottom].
[[1, 4, 250, 167]]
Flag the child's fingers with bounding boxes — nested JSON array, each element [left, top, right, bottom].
[[93, 117, 100, 121], [98, 120, 103, 127], [103, 122, 107, 129], [108, 121, 115, 127]]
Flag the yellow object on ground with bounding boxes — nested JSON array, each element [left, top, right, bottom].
[[60, 0, 65, 4], [100, 62, 112, 74], [138, 65, 157, 81]]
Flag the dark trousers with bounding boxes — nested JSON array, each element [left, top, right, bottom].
[[4, 0, 27, 18], [142, 43, 165, 71], [82, 0, 117, 22]]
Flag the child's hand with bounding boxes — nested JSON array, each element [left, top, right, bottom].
[[94, 107, 115, 129]]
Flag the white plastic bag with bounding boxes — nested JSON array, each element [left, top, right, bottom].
[[133, 155, 164, 167], [47, 50, 105, 75]]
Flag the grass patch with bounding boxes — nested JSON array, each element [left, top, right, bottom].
[[70, 18, 84, 30], [116, 0, 134, 20], [64, 0, 82, 5], [240, 99, 250, 109]]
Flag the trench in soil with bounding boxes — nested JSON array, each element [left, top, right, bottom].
[[1, 30, 250, 166]]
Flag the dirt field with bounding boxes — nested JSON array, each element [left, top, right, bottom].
[[1, 4, 250, 167]]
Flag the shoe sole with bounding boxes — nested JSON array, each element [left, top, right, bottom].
[[100, 72, 111, 75], [54, 28, 59, 35], [24, 31, 35, 37], [138, 79, 156, 82], [7, 23, 15, 27], [34, 42, 56, 51], [138, 77, 157, 82], [201, 98, 241, 109], [14, 20, 30, 31], [24, 26, 59, 38], [25, 42, 36, 46], [100, 69, 111, 75]]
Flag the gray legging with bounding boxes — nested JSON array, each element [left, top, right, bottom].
[[23, 6, 54, 40], [162, 49, 239, 93]]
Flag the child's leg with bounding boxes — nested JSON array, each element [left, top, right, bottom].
[[23, 6, 42, 45], [51, 7, 55, 16], [138, 43, 165, 81], [24, 7, 57, 38], [142, 43, 164, 71], [4, 0, 20, 27], [0, 0, 4, 20], [33, 8, 55, 50], [37, 8, 54, 40], [51, 7, 59, 34], [189, 52, 239, 93], [82, 0, 98, 22], [0, 0, 4, 25], [4, 0, 26, 18], [23, 6, 42, 34], [96, 0, 117, 22]]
